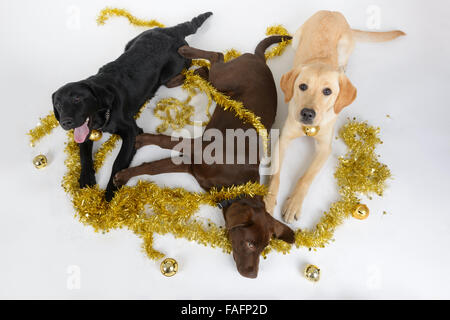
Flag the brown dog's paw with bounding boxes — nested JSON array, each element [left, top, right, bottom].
[[135, 135, 148, 150], [177, 45, 191, 57], [283, 228, 296, 244], [165, 74, 186, 88], [113, 170, 129, 187]]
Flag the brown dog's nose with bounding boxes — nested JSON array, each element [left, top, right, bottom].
[[239, 268, 258, 279], [300, 108, 316, 124], [237, 264, 258, 278]]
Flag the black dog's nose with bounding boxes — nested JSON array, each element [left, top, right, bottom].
[[60, 118, 74, 130], [300, 108, 316, 124]]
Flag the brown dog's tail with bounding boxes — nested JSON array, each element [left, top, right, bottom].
[[352, 29, 406, 42], [254, 35, 292, 61]]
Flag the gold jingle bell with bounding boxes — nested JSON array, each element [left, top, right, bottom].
[[352, 204, 370, 220], [304, 264, 320, 282], [302, 126, 320, 137], [33, 154, 48, 169], [89, 129, 103, 141], [160, 258, 178, 277]]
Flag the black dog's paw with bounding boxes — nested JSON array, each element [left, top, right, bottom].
[[79, 171, 96, 188], [104, 187, 116, 202]]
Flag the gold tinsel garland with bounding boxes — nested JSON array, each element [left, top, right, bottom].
[[28, 8, 391, 261], [154, 93, 213, 133], [55, 120, 391, 260], [97, 7, 165, 28], [27, 112, 59, 147]]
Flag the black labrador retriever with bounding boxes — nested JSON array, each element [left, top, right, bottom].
[[52, 12, 212, 201]]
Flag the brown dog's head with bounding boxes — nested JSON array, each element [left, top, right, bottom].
[[224, 198, 295, 278], [280, 63, 357, 127]]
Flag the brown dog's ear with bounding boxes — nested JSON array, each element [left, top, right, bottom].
[[280, 68, 301, 103], [334, 73, 357, 114], [267, 213, 295, 243], [225, 205, 252, 231]]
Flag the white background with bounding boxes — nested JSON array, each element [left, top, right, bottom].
[[1, 0, 449, 299]]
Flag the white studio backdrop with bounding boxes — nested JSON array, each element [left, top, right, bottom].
[[0, 0, 449, 299]]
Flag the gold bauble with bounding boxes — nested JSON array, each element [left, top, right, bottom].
[[302, 126, 320, 137], [352, 204, 370, 220], [89, 129, 103, 141], [304, 264, 320, 282], [160, 258, 178, 277], [33, 154, 48, 169]]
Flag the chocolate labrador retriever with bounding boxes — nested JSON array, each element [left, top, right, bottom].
[[51, 12, 212, 201], [113, 36, 295, 278]]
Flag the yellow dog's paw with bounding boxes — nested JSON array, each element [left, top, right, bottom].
[[282, 196, 303, 223], [263, 193, 277, 215]]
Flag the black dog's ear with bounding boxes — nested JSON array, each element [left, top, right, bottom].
[[51, 92, 60, 121], [267, 213, 295, 243], [84, 81, 115, 109]]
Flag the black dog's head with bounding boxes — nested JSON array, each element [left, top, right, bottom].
[[224, 199, 295, 278], [52, 81, 114, 143]]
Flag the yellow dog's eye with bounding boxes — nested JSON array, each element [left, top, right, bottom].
[[299, 83, 308, 91], [323, 88, 332, 96]]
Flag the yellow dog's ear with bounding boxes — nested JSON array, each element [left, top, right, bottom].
[[334, 73, 357, 114], [280, 67, 301, 103]]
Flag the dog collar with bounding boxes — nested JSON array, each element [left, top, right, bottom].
[[99, 109, 111, 130], [217, 195, 243, 209]]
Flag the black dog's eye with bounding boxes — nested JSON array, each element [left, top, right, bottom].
[[73, 97, 81, 103], [299, 83, 308, 91], [323, 88, 332, 96], [55, 102, 62, 110]]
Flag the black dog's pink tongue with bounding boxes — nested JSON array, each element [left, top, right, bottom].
[[74, 120, 89, 143]]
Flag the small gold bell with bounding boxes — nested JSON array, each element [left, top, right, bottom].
[[89, 129, 103, 141], [352, 204, 370, 220], [304, 264, 320, 282], [33, 154, 48, 169], [160, 258, 178, 277], [302, 126, 320, 137]]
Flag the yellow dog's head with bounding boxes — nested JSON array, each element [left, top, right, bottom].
[[280, 63, 357, 127]]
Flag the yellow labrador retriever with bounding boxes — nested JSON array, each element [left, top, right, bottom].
[[264, 11, 404, 223]]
